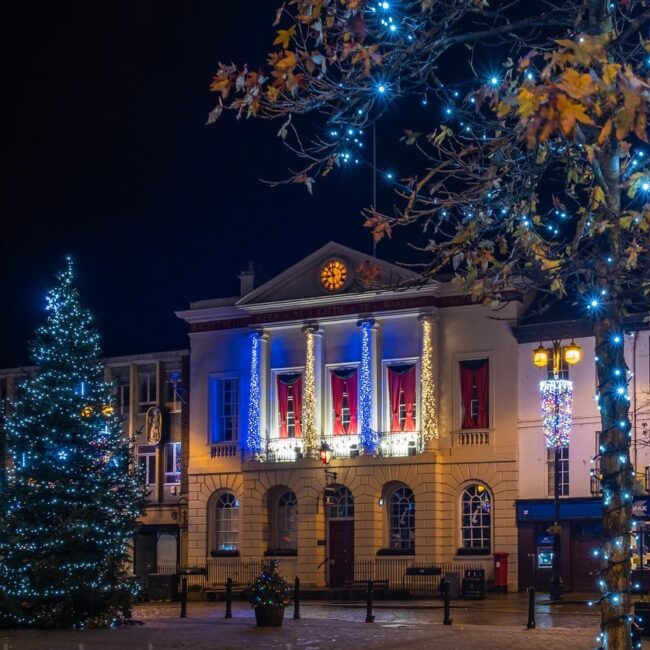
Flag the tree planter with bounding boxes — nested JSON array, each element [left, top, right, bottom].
[[254, 605, 285, 627]]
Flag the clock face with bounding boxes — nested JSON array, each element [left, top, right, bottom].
[[320, 259, 348, 292]]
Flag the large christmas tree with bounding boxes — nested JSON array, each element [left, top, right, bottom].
[[0, 258, 146, 628]]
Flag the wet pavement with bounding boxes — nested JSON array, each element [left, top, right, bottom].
[[0, 594, 644, 649]]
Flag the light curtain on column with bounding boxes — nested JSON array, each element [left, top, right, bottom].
[[277, 373, 302, 438], [330, 368, 358, 435], [387, 365, 416, 432]]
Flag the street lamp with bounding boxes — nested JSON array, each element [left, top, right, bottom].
[[319, 442, 333, 466], [532, 339, 582, 602]]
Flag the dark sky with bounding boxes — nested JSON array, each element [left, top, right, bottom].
[[2, 1, 416, 368]]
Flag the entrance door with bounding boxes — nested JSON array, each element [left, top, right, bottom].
[[329, 520, 354, 587], [570, 523, 601, 592]]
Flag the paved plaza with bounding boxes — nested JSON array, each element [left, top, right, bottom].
[[0, 595, 641, 650]]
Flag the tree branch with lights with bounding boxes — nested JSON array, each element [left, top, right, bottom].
[[211, 1, 650, 647]]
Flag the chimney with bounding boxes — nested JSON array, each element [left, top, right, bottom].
[[238, 262, 255, 296]]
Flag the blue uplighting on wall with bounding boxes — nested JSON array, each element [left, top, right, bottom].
[[246, 332, 262, 453], [359, 320, 376, 452]]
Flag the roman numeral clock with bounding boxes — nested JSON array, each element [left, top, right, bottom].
[[319, 259, 348, 292]]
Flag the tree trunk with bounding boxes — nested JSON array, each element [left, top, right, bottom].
[[594, 307, 634, 650]]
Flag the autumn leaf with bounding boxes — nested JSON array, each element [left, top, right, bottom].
[[557, 69, 597, 100], [590, 185, 606, 209], [598, 118, 613, 145], [276, 50, 297, 72], [273, 26, 297, 49], [555, 94, 594, 136], [601, 63, 621, 86]]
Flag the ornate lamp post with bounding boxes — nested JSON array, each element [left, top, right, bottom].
[[532, 339, 582, 601]]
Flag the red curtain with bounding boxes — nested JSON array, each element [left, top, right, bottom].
[[475, 361, 489, 428], [459, 360, 489, 429], [388, 367, 402, 432], [331, 372, 346, 435], [346, 371, 358, 434], [277, 377, 289, 438], [292, 376, 303, 438], [401, 366, 416, 432]]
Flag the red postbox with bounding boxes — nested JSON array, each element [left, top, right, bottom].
[[493, 552, 509, 592]]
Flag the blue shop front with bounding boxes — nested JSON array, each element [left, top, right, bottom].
[[516, 497, 650, 593]]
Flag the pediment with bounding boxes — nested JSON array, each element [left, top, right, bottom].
[[237, 242, 428, 307]]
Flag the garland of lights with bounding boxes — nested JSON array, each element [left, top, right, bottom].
[[539, 379, 573, 448], [246, 332, 263, 454], [302, 328, 317, 455], [420, 318, 438, 442], [0, 258, 146, 629], [359, 320, 376, 452]]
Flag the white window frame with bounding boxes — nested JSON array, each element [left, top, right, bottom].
[[275, 490, 298, 550], [137, 445, 156, 486], [381, 358, 420, 434], [270, 367, 304, 440], [163, 442, 181, 484], [325, 362, 360, 436], [546, 354, 570, 381], [214, 492, 240, 552], [547, 446, 569, 497], [459, 483, 492, 555], [209, 373, 240, 443], [387, 486, 415, 552], [138, 367, 157, 412], [454, 352, 493, 431]]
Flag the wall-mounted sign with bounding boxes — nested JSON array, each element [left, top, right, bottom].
[[146, 406, 162, 444]]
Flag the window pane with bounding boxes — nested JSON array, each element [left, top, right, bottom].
[[460, 484, 491, 553], [389, 487, 415, 552]]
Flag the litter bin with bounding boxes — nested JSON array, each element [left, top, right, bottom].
[[493, 552, 509, 593], [462, 569, 485, 599]]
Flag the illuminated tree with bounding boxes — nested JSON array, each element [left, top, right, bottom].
[[211, 2, 650, 647], [0, 259, 146, 628]]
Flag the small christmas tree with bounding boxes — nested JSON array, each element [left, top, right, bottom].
[[248, 560, 290, 609], [0, 258, 146, 628]]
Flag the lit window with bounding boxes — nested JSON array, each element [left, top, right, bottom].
[[546, 355, 569, 381], [164, 364, 182, 407], [138, 366, 157, 412], [164, 442, 181, 484], [277, 373, 302, 439], [388, 487, 415, 552], [460, 484, 491, 554], [328, 485, 354, 519], [215, 493, 239, 551], [459, 359, 489, 429], [210, 377, 239, 443], [387, 365, 417, 432], [275, 491, 297, 550]]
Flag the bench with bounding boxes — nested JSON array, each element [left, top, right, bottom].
[[203, 582, 246, 601], [342, 579, 389, 599], [402, 566, 442, 596]]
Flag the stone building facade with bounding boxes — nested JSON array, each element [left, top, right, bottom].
[[177, 243, 521, 591]]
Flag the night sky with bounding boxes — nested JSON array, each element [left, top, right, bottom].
[[2, 1, 416, 368]]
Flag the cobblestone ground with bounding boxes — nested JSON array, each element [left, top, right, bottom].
[[0, 596, 642, 650]]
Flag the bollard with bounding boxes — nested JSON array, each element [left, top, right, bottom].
[[179, 576, 188, 619], [365, 580, 375, 623], [526, 586, 536, 629], [441, 578, 452, 626], [225, 577, 233, 619], [293, 577, 301, 620]]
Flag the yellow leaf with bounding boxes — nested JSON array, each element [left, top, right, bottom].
[[273, 26, 296, 49], [276, 51, 297, 72], [591, 185, 606, 208], [602, 63, 621, 85], [555, 94, 594, 136], [556, 69, 597, 100], [598, 118, 613, 145]]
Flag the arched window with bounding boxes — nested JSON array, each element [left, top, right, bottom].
[[215, 492, 239, 552], [460, 484, 491, 554], [389, 487, 415, 552], [328, 485, 354, 519], [276, 490, 297, 550]]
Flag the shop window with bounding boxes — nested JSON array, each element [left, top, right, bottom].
[[459, 483, 492, 555], [459, 359, 489, 429], [547, 447, 569, 497]]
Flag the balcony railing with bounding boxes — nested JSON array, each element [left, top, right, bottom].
[[590, 468, 603, 496], [261, 430, 422, 462], [453, 429, 490, 447]]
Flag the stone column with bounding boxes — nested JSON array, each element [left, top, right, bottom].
[[301, 324, 321, 457], [419, 314, 439, 451]]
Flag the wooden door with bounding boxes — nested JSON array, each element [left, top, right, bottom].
[[570, 524, 601, 592], [329, 520, 354, 587]]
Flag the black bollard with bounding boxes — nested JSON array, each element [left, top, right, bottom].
[[225, 577, 233, 619], [365, 580, 375, 623], [293, 577, 301, 620], [526, 586, 536, 629], [442, 578, 452, 626], [179, 575, 188, 618]]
